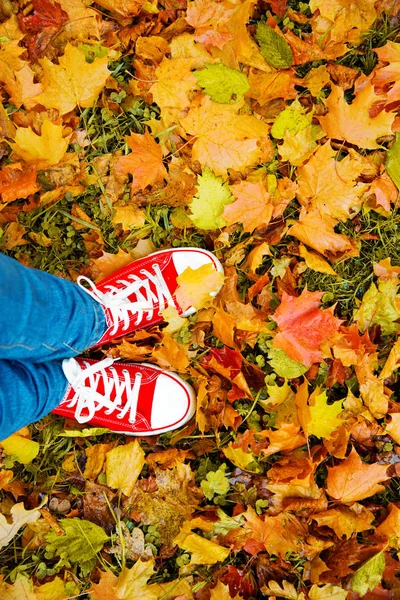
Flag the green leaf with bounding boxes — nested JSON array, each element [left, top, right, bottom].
[[350, 551, 385, 596], [58, 427, 111, 437], [271, 99, 310, 139], [268, 347, 308, 379], [45, 518, 109, 574], [386, 132, 400, 191], [194, 63, 250, 104], [354, 278, 400, 335], [189, 168, 232, 230], [255, 22, 293, 69], [200, 464, 230, 500]]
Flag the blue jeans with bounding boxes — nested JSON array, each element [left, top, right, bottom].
[[0, 253, 107, 440]]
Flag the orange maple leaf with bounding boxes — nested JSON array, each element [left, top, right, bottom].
[[296, 142, 368, 220], [288, 209, 359, 259], [272, 288, 342, 367], [114, 131, 166, 196], [318, 81, 395, 149], [326, 446, 388, 503], [222, 180, 273, 233], [0, 163, 40, 204], [373, 41, 400, 106]]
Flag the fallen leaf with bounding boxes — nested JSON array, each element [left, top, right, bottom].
[[313, 504, 375, 539], [318, 82, 395, 149], [175, 263, 225, 312], [188, 168, 233, 230], [114, 131, 166, 196], [0, 433, 40, 464], [106, 440, 145, 496], [33, 44, 109, 115], [350, 551, 385, 597], [180, 96, 273, 176], [210, 581, 244, 600], [11, 119, 71, 168], [222, 180, 273, 233], [0, 500, 44, 549], [174, 519, 230, 565], [375, 503, 400, 547], [354, 277, 400, 335], [326, 447, 388, 503], [272, 288, 342, 367], [299, 245, 337, 276], [309, 584, 347, 600]]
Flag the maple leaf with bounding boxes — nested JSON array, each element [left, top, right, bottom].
[[175, 263, 225, 312], [222, 180, 273, 233], [91, 559, 160, 600], [312, 504, 375, 539], [297, 387, 343, 440], [0, 163, 40, 204], [180, 97, 273, 176], [94, 0, 144, 17], [114, 131, 166, 196], [326, 446, 388, 503], [152, 332, 189, 371], [386, 132, 400, 191], [262, 580, 306, 600], [299, 245, 338, 277], [57, 0, 100, 41], [309, 584, 347, 600], [106, 440, 145, 496], [375, 503, 400, 547], [11, 119, 71, 168], [174, 519, 230, 565], [0, 432, 39, 464], [350, 551, 385, 597], [33, 44, 109, 115], [288, 209, 359, 258], [210, 581, 244, 600], [247, 69, 298, 105], [272, 288, 342, 367], [353, 277, 400, 335], [318, 82, 395, 149], [296, 142, 368, 220], [373, 40, 400, 110], [189, 168, 233, 230]]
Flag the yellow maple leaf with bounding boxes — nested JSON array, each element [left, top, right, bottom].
[[175, 263, 225, 312], [299, 245, 338, 276], [150, 57, 201, 112], [106, 440, 145, 496], [210, 581, 244, 600], [174, 520, 230, 565], [0, 433, 39, 464], [223, 180, 273, 233], [318, 82, 395, 149], [180, 97, 273, 176], [94, 0, 145, 17], [91, 559, 159, 600], [33, 44, 110, 115], [10, 64, 43, 110], [11, 119, 71, 168], [306, 388, 343, 440], [312, 504, 375, 539], [57, 0, 100, 40]]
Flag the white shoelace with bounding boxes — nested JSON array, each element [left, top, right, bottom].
[[62, 357, 142, 424], [77, 263, 176, 335]]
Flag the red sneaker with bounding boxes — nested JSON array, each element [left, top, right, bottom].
[[53, 357, 196, 435], [78, 247, 224, 346]]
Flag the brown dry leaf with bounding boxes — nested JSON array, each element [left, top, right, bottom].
[[33, 44, 110, 115], [326, 446, 388, 503], [318, 82, 395, 149], [114, 131, 167, 196], [222, 180, 273, 233], [106, 440, 145, 496], [313, 504, 375, 539], [128, 463, 201, 546], [180, 97, 273, 176]]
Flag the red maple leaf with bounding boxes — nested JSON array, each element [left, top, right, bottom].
[[19, 0, 68, 33], [272, 289, 342, 367]]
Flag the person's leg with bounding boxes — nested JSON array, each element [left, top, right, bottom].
[[0, 253, 106, 362], [0, 359, 68, 440]]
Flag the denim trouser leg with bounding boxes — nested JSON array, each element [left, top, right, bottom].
[[0, 252, 107, 440], [0, 360, 69, 439], [0, 252, 106, 361]]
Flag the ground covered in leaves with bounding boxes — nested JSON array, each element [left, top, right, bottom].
[[1, 0, 400, 598]]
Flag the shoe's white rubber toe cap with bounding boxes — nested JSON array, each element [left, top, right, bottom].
[[149, 371, 196, 434]]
